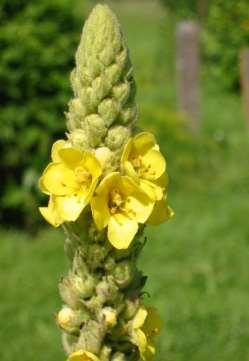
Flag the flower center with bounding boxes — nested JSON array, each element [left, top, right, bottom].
[[131, 156, 155, 178], [74, 166, 92, 188], [108, 189, 124, 214]]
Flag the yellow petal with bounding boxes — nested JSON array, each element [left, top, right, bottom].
[[123, 160, 139, 180], [67, 350, 100, 361], [147, 200, 174, 226], [142, 149, 166, 180], [82, 152, 102, 179], [133, 132, 156, 155], [133, 307, 148, 329], [124, 192, 154, 223], [135, 328, 148, 355], [59, 147, 83, 169], [39, 197, 63, 227], [41, 163, 76, 196], [51, 139, 67, 162], [139, 179, 164, 201], [108, 213, 138, 249], [117, 175, 141, 197], [54, 193, 87, 222], [121, 137, 133, 164], [39, 175, 50, 195], [91, 193, 110, 230], [95, 172, 120, 195]]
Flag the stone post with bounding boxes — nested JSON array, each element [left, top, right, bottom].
[[240, 48, 249, 129], [176, 21, 201, 134]]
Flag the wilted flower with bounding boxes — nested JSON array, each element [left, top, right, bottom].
[[147, 197, 174, 226], [129, 306, 162, 361], [91, 173, 154, 249], [39, 140, 102, 226]]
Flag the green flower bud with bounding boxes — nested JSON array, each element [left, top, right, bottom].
[[67, 4, 137, 134], [104, 63, 122, 85], [123, 299, 139, 320], [92, 76, 112, 102], [104, 256, 116, 272], [96, 276, 119, 303], [67, 99, 87, 130], [67, 129, 89, 150], [112, 261, 135, 289], [76, 320, 104, 354], [59, 270, 96, 307], [112, 82, 130, 105], [119, 105, 138, 125], [73, 273, 96, 299], [98, 98, 120, 127], [59, 277, 80, 309], [87, 243, 109, 270], [105, 126, 130, 151], [85, 114, 107, 147]]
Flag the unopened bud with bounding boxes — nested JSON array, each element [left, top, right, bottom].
[[73, 273, 96, 299], [95, 147, 113, 169], [59, 271, 96, 307], [113, 260, 135, 289], [119, 105, 138, 125], [67, 129, 89, 150], [87, 243, 109, 269], [101, 307, 117, 328], [105, 126, 130, 151], [98, 98, 120, 127], [57, 306, 87, 334], [85, 114, 107, 147], [111, 352, 127, 361], [112, 82, 130, 105], [123, 299, 139, 320], [96, 276, 119, 303]]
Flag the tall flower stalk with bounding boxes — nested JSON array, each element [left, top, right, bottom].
[[39, 4, 173, 361]]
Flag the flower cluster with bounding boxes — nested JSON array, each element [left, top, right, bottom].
[[39, 132, 173, 250], [38, 5, 173, 361]]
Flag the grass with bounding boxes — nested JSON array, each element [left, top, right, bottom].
[[1, 0, 249, 360]]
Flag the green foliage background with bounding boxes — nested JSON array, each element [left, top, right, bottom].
[[0, 0, 85, 227], [161, 0, 249, 91]]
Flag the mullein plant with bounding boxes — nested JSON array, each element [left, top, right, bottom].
[[39, 4, 173, 361]]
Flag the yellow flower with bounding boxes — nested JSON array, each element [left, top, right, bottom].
[[130, 306, 162, 361], [67, 350, 99, 361], [91, 173, 154, 249], [39, 140, 102, 227], [121, 132, 167, 201]]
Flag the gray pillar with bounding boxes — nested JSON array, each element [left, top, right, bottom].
[[240, 48, 249, 129], [176, 21, 201, 134]]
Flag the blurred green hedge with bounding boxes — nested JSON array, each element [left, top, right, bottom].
[[203, 0, 249, 91], [161, 0, 249, 91], [0, 0, 85, 228]]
